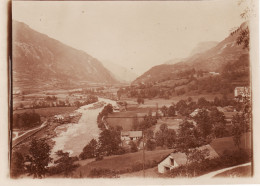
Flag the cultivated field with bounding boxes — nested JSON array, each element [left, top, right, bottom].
[[106, 107, 157, 131]]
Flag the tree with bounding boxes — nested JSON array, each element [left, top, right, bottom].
[[50, 150, 79, 177], [98, 129, 121, 156], [213, 97, 221, 106], [197, 97, 209, 108], [117, 89, 123, 100], [231, 113, 249, 149], [25, 138, 52, 178], [155, 124, 176, 148], [132, 116, 140, 130], [146, 139, 156, 151], [161, 106, 168, 117], [194, 109, 212, 139], [129, 141, 138, 152], [139, 114, 157, 130], [230, 0, 255, 50], [176, 121, 203, 153], [79, 139, 98, 160], [167, 105, 175, 117], [11, 152, 25, 178], [137, 97, 144, 104], [210, 107, 227, 138]]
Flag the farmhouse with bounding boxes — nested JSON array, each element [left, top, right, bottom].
[[234, 87, 250, 101], [121, 131, 142, 143], [158, 145, 219, 173]]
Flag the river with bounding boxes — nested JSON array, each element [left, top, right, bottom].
[[51, 97, 117, 158]]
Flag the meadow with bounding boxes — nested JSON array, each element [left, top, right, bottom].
[[74, 149, 173, 177]]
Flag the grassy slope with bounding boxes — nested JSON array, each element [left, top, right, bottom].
[[210, 132, 252, 156], [74, 149, 173, 177]]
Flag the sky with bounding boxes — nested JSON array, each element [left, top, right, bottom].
[[12, 0, 247, 75]]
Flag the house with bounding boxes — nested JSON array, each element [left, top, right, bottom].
[[113, 105, 120, 112], [54, 115, 64, 122], [234, 87, 250, 101], [158, 145, 219, 173], [190, 108, 200, 117], [209, 72, 220, 76], [158, 152, 187, 173], [121, 131, 142, 143]]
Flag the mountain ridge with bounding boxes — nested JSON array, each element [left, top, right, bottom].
[[133, 25, 248, 85], [12, 20, 117, 92]]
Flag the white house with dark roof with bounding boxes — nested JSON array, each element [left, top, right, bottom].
[[158, 145, 219, 173]]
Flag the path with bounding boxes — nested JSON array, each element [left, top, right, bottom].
[[198, 162, 251, 178]]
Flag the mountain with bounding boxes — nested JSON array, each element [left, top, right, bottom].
[[164, 58, 185, 65], [12, 21, 117, 92], [133, 24, 248, 85], [101, 61, 138, 83], [189, 41, 218, 56]]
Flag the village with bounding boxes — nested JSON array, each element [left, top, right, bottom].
[[10, 84, 252, 178]]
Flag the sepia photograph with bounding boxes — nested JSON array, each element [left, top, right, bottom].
[[4, 0, 259, 183]]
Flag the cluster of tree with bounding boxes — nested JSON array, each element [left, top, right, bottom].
[[160, 105, 175, 117], [79, 127, 123, 160], [49, 150, 79, 177], [45, 96, 57, 101], [155, 124, 176, 148], [193, 108, 227, 139], [13, 112, 41, 129], [74, 95, 98, 108], [137, 97, 144, 104], [30, 100, 69, 109], [11, 138, 79, 178], [97, 104, 113, 129], [132, 111, 157, 131], [168, 96, 243, 118]]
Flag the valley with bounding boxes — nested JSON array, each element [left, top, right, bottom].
[[10, 11, 253, 179]]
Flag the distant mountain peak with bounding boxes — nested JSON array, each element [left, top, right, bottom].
[[101, 61, 138, 83]]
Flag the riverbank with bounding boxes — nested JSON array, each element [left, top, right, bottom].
[[50, 98, 117, 158]]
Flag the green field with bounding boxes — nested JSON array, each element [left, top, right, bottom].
[[106, 108, 156, 131], [13, 107, 77, 117], [152, 118, 182, 133], [74, 149, 173, 177]]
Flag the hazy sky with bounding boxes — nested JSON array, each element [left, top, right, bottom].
[[13, 0, 246, 75]]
